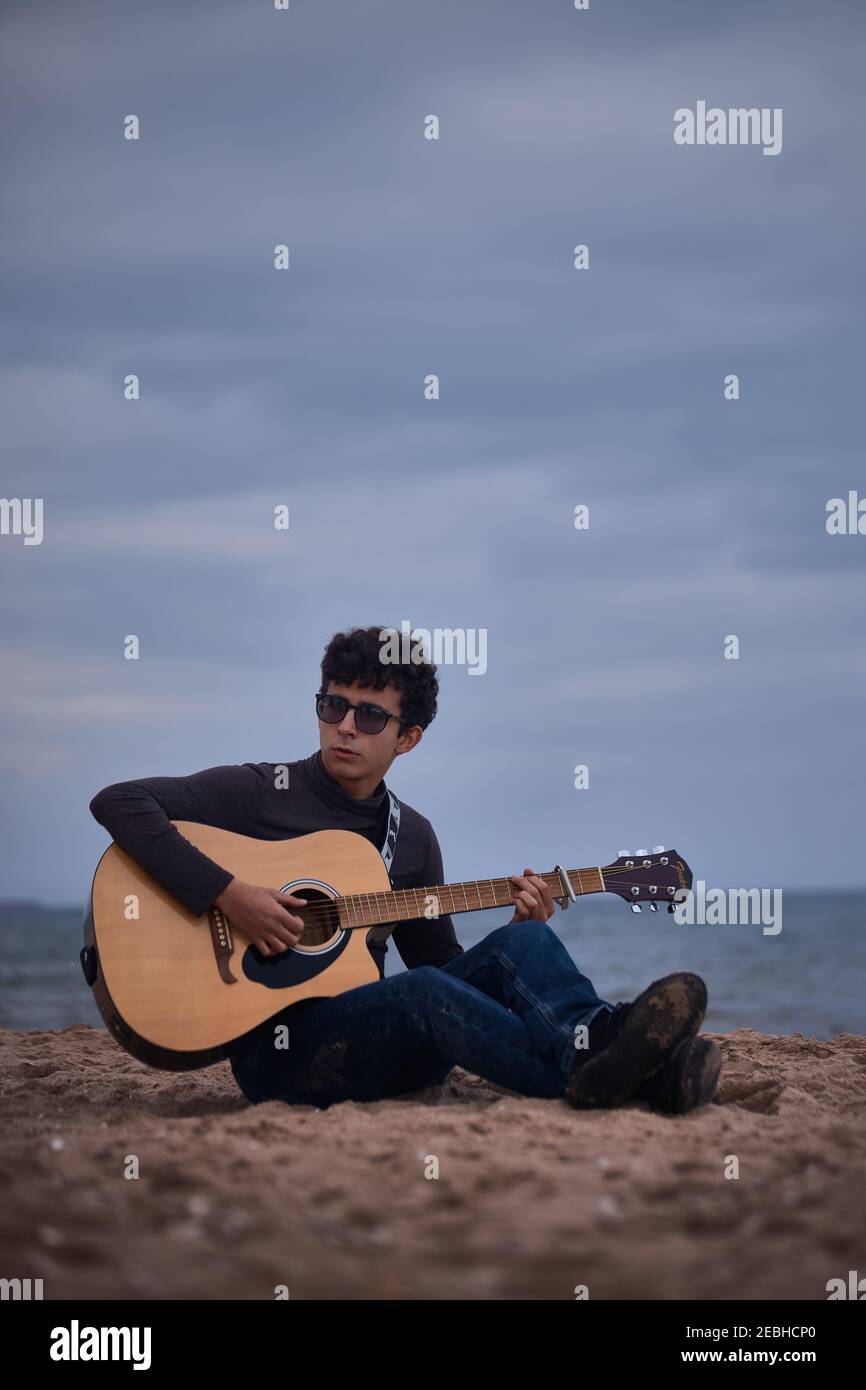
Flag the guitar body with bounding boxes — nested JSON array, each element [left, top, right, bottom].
[[85, 824, 392, 1071]]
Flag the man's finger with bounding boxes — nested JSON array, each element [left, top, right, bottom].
[[525, 871, 555, 911], [512, 877, 553, 922], [271, 900, 306, 928], [534, 880, 556, 911]]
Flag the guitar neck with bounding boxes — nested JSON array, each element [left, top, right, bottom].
[[337, 867, 605, 930]]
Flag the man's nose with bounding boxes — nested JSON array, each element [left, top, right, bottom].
[[336, 709, 357, 733]]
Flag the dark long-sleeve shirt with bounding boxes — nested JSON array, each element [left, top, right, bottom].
[[89, 749, 464, 977]]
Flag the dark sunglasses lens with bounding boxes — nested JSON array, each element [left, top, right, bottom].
[[317, 696, 346, 724], [355, 706, 388, 734]]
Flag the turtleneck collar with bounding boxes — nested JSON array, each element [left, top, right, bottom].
[[302, 748, 387, 821]]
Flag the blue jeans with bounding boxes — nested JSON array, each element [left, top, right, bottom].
[[229, 919, 614, 1106]]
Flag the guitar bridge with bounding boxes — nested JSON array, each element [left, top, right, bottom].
[[208, 906, 237, 984]]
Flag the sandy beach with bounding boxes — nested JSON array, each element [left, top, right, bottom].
[[1, 1024, 864, 1301]]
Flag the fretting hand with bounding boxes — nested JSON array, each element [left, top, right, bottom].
[[508, 868, 557, 924]]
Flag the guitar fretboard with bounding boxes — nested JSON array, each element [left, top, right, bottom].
[[336, 867, 604, 930]]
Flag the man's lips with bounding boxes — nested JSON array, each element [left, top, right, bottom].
[[334, 746, 360, 758]]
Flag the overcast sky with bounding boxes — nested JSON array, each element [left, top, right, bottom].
[[1, 0, 864, 903]]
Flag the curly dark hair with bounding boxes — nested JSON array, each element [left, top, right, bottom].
[[320, 625, 439, 730]]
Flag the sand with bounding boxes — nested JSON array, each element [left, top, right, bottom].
[[1, 1024, 864, 1300]]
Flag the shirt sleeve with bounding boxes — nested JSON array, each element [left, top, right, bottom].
[[89, 764, 266, 918], [391, 822, 464, 970]]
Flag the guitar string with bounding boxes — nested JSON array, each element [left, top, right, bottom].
[[275, 871, 681, 931], [281, 866, 682, 927]]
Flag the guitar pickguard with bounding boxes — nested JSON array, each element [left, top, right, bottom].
[[241, 876, 353, 988], [241, 927, 353, 988]]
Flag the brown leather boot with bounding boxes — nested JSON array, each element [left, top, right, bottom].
[[565, 972, 707, 1108], [634, 1036, 722, 1114]]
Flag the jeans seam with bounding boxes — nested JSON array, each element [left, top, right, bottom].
[[495, 945, 574, 1048], [497, 948, 614, 1077]]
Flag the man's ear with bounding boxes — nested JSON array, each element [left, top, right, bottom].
[[395, 725, 423, 755]]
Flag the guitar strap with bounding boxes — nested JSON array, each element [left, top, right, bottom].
[[379, 788, 401, 878], [365, 789, 401, 949]]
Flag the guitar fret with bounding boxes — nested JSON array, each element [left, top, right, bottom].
[[341, 866, 606, 930]]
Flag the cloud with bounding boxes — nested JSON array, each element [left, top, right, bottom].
[[2, 0, 865, 897]]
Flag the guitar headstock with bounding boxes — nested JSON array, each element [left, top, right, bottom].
[[601, 848, 693, 912]]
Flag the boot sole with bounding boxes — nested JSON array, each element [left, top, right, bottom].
[[639, 1036, 722, 1114], [565, 972, 707, 1108]]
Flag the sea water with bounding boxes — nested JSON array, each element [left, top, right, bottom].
[[1, 893, 863, 1040]]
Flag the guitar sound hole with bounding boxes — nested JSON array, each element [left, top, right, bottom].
[[296, 889, 341, 948]]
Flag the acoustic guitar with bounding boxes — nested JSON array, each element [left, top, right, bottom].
[[81, 822, 693, 1071]]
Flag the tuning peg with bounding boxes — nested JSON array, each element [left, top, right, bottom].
[[630, 903, 642, 913], [652, 845, 665, 853], [617, 849, 630, 858], [649, 902, 659, 912], [635, 849, 647, 857]]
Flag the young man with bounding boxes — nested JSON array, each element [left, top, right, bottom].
[[89, 625, 721, 1114]]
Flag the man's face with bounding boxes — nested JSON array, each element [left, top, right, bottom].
[[318, 680, 420, 789]]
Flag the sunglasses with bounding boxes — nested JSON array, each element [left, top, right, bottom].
[[315, 691, 409, 736]]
